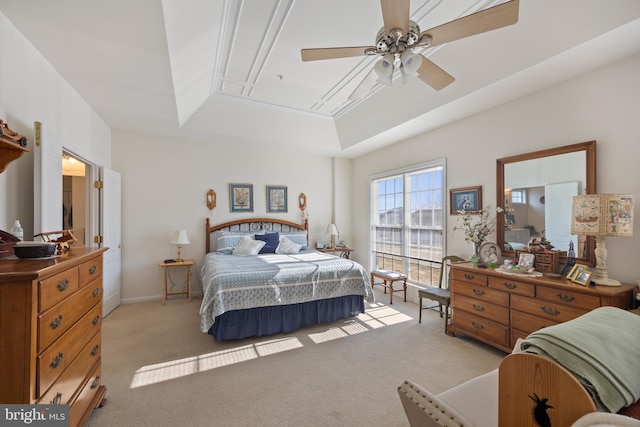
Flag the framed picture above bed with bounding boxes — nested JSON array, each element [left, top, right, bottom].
[[229, 183, 253, 212], [450, 186, 482, 214], [266, 185, 287, 213]]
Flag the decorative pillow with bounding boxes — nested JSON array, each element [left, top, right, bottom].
[[276, 235, 302, 254], [216, 235, 244, 254], [280, 231, 308, 248], [211, 230, 260, 252], [232, 235, 266, 256], [255, 232, 280, 254]]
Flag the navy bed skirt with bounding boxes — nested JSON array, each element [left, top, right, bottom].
[[208, 295, 365, 341]]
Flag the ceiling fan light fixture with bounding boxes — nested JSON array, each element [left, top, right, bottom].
[[374, 54, 395, 86], [400, 51, 422, 83]]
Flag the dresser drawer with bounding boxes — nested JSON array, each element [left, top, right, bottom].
[[40, 269, 79, 312], [452, 294, 509, 324], [511, 294, 586, 323], [534, 263, 555, 273], [452, 281, 509, 307], [38, 303, 102, 396], [38, 281, 102, 352], [451, 269, 487, 286], [488, 276, 535, 297], [69, 362, 102, 427], [37, 331, 101, 403], [451, 310, 509, 348], [536, 286, 600, 311], [534, 253, 555, 264], [79, 258, 102, 288], [511, 310, 561, 335]]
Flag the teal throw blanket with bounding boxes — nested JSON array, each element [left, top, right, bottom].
[[521, 306, 640, 413]]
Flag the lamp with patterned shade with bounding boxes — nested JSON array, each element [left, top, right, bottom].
[[571, 194, 634, 286]]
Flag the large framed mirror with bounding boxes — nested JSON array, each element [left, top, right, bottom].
[[496, 141, 596, 266]]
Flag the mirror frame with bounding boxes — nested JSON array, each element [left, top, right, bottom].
[[496, 140, 597, 266]]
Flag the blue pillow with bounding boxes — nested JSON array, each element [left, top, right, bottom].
[[255, 232, 279, 254]]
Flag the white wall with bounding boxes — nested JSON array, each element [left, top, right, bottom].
[[352, 53, 640, 286], [111, 131, 337, 302], [0, 11, 111, 236]]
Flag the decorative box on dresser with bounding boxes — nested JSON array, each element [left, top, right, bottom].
[[448, 262, 636, 353], [0, 247, 107, 427]]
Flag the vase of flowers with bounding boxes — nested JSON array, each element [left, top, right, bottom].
[[454, 207, 504, 259]]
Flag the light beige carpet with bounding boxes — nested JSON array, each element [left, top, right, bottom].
[[86, 288, 505, 427]]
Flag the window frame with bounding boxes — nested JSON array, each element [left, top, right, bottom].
[[369, 159, 447, 284]]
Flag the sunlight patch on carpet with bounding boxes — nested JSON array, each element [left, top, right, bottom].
[[130, 337, 302, 388], [129, 302, 410, 388]]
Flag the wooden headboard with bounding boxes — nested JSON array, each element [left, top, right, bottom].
[[205, 217, 309, 253]]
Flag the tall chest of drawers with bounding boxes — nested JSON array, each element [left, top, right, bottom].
[[448, 262, 636, 353], [0, 247, 107, 426]]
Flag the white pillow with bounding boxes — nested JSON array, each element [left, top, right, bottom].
[[232, 235, 266, 256], [276, 235, 302, 254]]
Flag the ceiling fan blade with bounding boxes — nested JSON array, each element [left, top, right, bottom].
[[380, 0, 410, 34], [420, 0, 519, 47], [301, 46, 373, 61], [417, 56, 454, 90], [349, 69, 378, 101]]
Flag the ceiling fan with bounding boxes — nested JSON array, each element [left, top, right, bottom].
[[301, 0, 519, 100]]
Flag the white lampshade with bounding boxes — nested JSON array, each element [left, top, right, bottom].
[[571, 194, 634, 286], [170, 230, 190, 245], [374, 54, 394, 86], [325, 223, 339, 236]]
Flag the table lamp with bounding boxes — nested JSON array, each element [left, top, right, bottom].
[[170, 229, 190, 262], [571, 194, 634, 286], [325, 223, 339, 250]]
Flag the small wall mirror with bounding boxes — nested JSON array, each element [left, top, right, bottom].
[[496, 141, 596, 265]]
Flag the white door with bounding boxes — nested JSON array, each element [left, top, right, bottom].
[[545, 182, 578, 253], [101, 167, 122, 316]]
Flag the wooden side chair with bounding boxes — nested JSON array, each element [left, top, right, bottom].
[[418, 255, 465, 333]]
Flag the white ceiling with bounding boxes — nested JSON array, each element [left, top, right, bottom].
[[1, 0, 640, 158]]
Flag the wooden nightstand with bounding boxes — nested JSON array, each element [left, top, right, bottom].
[[159, 259, 194, 304], [318, 247, 353, 259]]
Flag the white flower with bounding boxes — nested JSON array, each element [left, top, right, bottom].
[[454, 207, 505, 245]]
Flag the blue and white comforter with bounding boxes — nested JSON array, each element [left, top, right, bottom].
[[199, 250, 374, 332]]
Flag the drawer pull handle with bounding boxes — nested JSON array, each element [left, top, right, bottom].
[[472, 304, 485, 312], [92, 315, 100, 326], [504, 282, 516, 290], [50, 315, 63, 329], [471, 321, 484, 330], [89, 265, 97, 274], [463, 273, 475, 280], [557, 294, 575, 302], [92, 288, 100, 297], [50, 352, 64, 368], [52, 392, 62, 405], [472, 289, 485, 296], [57, 279, 69, 292], [541, 306, 560, 316], [90, 376, 101, 389], [91, 344, 100, 356]]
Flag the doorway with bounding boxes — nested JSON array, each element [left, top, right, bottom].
[[62, 152, 86, 245]]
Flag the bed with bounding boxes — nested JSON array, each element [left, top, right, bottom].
[[200, 217, 374, 340], [398, 306, 640, 427]]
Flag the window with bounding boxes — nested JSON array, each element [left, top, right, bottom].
[[371, 160, 445, 285], [511, 189, 527, 204]]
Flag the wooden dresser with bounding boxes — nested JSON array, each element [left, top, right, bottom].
[[448, 262, 636, 353], [0, 247, 107, 426]]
